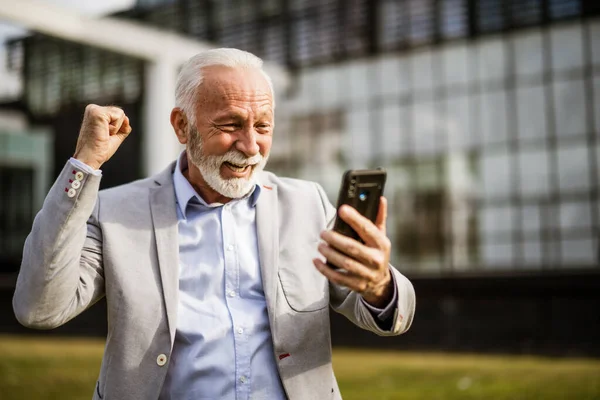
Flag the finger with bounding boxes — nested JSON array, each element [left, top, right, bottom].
[[375, 197, 387, 235], [106, 107, 126, 135], [116, 116, 132, 137], [313, 258, 368, 294], [320, 230, 383, 269], [317, 242, 378, 278], [339, 204, 387, 249]]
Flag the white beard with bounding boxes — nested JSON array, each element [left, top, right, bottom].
[[187, 126, 268, 199]]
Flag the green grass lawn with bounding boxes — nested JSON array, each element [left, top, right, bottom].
[[0, 335, 598, 399]]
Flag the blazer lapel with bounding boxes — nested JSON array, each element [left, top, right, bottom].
[[256, 182, 279, 325], [149, 163, 180, 344]]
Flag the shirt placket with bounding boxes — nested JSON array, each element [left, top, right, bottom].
[[222, 203, 251, 400]]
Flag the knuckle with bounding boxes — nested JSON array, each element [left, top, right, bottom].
[[382, 237, 391, 251], [371, 251, 384, 267], [348, 244, 360, 259], [343, 258, 354, 271]]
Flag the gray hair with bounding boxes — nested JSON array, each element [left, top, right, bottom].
[[175, 48, 275, 125]]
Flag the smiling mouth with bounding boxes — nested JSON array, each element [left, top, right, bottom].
[[224, 161, 252, 173]]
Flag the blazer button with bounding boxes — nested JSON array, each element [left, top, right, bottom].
[[71, 180, 81, 189], [75, 171, 84, 181], [156, 354, 168, 366], [67, 188, 77, 198]]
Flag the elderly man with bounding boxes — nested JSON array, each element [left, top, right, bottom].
[[13, 48, 415, 400]]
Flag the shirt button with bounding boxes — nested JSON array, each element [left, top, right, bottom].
[[75, 171, 84, 181], [227, 244, 234, 251], [236, 327, 243, 334], [71, 180, 81, 189], [240, 376, 247, 383], [156, 354, 168, 366], [67, 188, 77, 198], [227, 290, 236, 297]]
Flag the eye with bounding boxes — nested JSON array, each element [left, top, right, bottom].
[[220, 123, 240, 131], [256, 123, 272, 132]]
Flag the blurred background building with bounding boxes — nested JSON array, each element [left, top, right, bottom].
[[0, 0, 599, 356]]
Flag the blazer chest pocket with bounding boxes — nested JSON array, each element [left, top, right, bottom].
[[278, 241, 328, 312]]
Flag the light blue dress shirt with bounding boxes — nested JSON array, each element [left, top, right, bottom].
[[158, 155, 286, 400]]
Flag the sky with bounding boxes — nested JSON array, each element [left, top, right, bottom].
[[0, 0, 136, 99]]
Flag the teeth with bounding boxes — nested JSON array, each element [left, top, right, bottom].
[[226, 162, 248, 172]]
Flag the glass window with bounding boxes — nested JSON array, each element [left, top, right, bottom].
[[374, 55, 409, 96], [481, 243, 515, 267], [343, 0, 370, 57], [590, 20, 600, 66], [518, 147, 551, 198], [480, 148, 513, 199], [593, 77, 600, 134], [407, 0, 435, 45], [345, 61, 371, 103], [477, 0, 505, 33], [445, 94, 472, 151], [561, 238, 596, 265], [379, 0, 405, 50], [559, 201, 593, 230], [292, 16, 315, 66], [549, 0, 581, 19], [556, 143, 591, 192], [263, 23, 286, 64], [550, 24, 584, 71], [481, 205, 515, 233], [521, 205, 542, 233], [377, 103, 406, 161], [412, 100, 442, 155], [510, 0, 542, 27], [522, 240, 543, 265], [480, 90, 509, 144], [513, 30, 544, 78], [477, 38, 507, 82], [45, 43, 61, 115], [410, 50, 435, 92], [345, 108, 372, 166], [517, 85, 548, 141], [82, 47, 101, 101], [440, 0, 468, 39], [553, 79, 588, 137], [443, 44, 470, 86], [315, 2, 339, 62]]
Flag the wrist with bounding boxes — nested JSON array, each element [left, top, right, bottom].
[[73, 153, 102, 170], [362, 273, 394, 308]]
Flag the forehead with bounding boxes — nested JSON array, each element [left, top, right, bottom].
[[197, 66, 273, 111]]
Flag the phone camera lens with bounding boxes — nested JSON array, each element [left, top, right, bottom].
[[359, 191, 368, 201]]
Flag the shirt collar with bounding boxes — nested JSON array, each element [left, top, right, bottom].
[[173, 152, 261, 218]]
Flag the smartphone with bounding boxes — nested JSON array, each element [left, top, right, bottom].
[[332, 168, 387, 243]]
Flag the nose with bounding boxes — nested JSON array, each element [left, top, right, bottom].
[[234, 128, 260, 157]]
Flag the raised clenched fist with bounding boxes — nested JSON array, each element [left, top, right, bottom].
[[73, 104, 133, 170]]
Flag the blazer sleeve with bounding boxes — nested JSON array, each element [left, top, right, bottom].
[[13, 161, 106, 329], [314, 182, 416, 336]]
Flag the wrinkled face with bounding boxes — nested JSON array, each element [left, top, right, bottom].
[[186, 66, 274, 199]]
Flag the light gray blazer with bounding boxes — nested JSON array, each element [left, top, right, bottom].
[[13, 160, 415, 400]]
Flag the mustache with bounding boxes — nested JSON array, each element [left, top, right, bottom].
[[219, 150, 264, 167]]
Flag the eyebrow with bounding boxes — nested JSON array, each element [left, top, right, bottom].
[[213, 109, 273, 122]]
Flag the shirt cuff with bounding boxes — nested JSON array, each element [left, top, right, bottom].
[[361, 268, 398, 322], [69, 157, 102, 176]]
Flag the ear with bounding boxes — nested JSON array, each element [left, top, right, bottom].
[[170, 108, 189, 144]]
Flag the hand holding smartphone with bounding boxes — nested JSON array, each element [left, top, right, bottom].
[[332, 168, 387, 243]]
